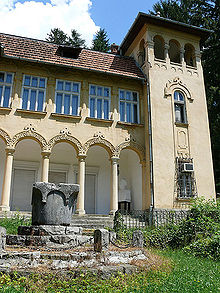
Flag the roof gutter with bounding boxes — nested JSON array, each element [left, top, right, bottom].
[[1, 55, 145, 82]]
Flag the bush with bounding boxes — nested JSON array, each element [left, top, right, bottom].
[[0, 213, 31, 234]]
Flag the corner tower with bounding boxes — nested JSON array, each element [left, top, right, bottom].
[[121, 13, 216, 209]]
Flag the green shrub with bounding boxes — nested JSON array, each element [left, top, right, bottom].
[[0, 213, 31, 234]]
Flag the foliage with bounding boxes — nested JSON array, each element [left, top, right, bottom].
[[0, 213, 31, 234], [150, 0, 220, 194], [91, 28, 110, 52], [46, 28, 86, 47], [145, 199, 220, 259], [0, 250, 219, 292]]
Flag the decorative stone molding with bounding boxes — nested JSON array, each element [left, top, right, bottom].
[[0, 128, 11, 145], [114, 140, 145, 161], [83, 134, 115, 156], [10, 125, 48, 151], [47, 131, 83, 154], [164, 77, 193, 101]]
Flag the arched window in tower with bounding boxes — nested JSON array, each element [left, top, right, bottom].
[[169, 40, 180, 63], [153, 35, 165, 60], [174, 91, 187, 124], [184, 44, 196, 67], [138, 39, 145, 66]]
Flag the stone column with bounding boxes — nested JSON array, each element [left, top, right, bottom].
[[75, 155, 86, 215], [141, 160, 147, 210], [164, 43, 170, 63], [110, 157, 119, 215], [0, 148, 15, 211], [41, 152, 51, 182], [180, 47, 185, 66]]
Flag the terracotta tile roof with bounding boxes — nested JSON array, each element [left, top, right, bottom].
[[0, 33, 145, 80]]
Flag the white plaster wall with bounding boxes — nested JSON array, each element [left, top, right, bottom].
[[86, 146, 111, 214], [119, 149, 142, 210]]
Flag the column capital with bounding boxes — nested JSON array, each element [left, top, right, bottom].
[[77, 154, 87, 162], [5, 147, 15, 156], [164, 43, 170, 50], [140, 159, 146, 167], [144, 41, 154, 49], [41, 151, 51, 159], [111, 156, 119, 164]]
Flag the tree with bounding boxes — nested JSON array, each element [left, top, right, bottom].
[[46, 28, 86, 48], [150, 0, 220, 194], [91, 29, 110, 53]]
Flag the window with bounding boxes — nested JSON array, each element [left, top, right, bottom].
[[153, 35, 165, 60], [119, 89, 139, 123], [176, 158, 196, 198], [174, 91, 187, 124], [0, 71, 13, 108], [89, 84, 110, 119], [21, 75, 46, 111], [169, 40, 180, 63], [184, 44, 196, 67], [55, 79, 80, 115]]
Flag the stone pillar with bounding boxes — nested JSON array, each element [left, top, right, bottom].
[[75, 155, 86, 215], [145, 41, 154, 65], [0, 148, 15, 211], [94, 229, 110, 252], [164, 43, 170, 63], [41, 151, 50, 182], [110, 157, 119, 215], [132, 230, 144, 248], [180, 47, 185, 65]]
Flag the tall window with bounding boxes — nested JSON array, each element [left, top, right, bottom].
[[174, 91, 187, 124], [89, 85, 110, 119], [153, 35, 165, 60], [55, 79, 80, 116], [22, 75, 46, 111], [0, 71, 13, 108], [119, 89, 139, 123]]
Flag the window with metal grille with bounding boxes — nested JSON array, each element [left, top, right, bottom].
[[21, 75, 46, 112], [176, 157, 197, 198], [0, 71, 13, 108], [89, 84, 110, 120], [55, 79, 80, 116], [119, 89, 139, 123]]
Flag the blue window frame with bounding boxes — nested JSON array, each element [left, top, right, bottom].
[[0, 72, 14, 108], [21, 75, 46, 111], [55, 79, 80, 115], [119, 89, 139, 123], [89, 85, 111, 120]]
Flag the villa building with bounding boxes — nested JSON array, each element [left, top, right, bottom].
[[0, 13, 216, 215]]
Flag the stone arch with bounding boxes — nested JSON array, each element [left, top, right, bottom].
[[169, 39, 181, 63], [0, 128, 11, 146], [164, 77, 193, 101], [47, 134, 83, 154], [83, 137, 115, 157], [138, 39, 146, 65], [115, 141, 145, 162], [184, 43, 196, 67], [10, 130, 47, 151]]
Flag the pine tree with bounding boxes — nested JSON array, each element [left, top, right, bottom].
[[46, 28, 86, 48], [91, 29, 110, 53]]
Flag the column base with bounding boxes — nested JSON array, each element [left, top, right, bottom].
[[0, 205, 10, 212], [109, 209, 117, 216], [75, 209, 85, 215]]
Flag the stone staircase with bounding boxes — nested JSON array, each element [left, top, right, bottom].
[[71, 214, 114, 230]]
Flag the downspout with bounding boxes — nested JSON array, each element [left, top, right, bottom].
[[146, 79, 155, 210]]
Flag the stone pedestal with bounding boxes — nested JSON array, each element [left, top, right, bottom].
[[32, 182, 79, 226], [94, 229, 110, 252]]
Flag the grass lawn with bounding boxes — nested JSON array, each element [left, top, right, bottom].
[[0, 249, 219, 292]]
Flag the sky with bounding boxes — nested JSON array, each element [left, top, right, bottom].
[[0, 0, 157, 47]]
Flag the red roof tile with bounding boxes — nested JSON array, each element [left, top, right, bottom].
[[0, 33, 145, 80]]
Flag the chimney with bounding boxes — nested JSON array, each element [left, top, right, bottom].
[[111, 43, 119, 54]]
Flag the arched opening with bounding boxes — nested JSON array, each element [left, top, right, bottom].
[[49, 142, 78, 184], [153, 35, 165, 60], [138, 39, 145, 65], [184, 44, 196, 67], [119, 149, 142, 210], [0, 138, 6, 206], [169, 39, 180, 63], [11, 139, 42, 211], [86, 145, 111, 214]]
